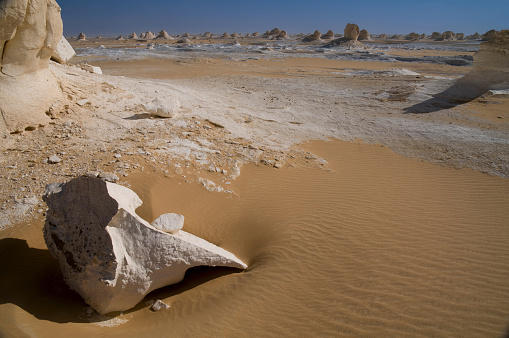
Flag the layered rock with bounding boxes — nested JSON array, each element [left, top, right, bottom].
[[0, 0, 64, 135], [344, 23, 360, 41], [358, 29, 371, 40], [43, 177, 247, 314]]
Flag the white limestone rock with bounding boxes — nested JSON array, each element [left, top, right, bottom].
[[51, 36, 75, 64], [82, 64, 102, 74], [143, 97, 181, 118], [150, 299, 170, 312], [43, 177, 247, 314], [0, 0, 64, 134], [152, 213, 184, 234]]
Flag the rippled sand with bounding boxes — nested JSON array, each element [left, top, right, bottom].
[[1, 140, 508, 337]]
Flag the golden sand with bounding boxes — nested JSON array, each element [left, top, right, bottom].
[[1, 139, 508, 337]]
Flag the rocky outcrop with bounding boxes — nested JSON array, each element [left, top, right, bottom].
[[77, 32, 86, 40], [277, 30, 287, 39], [390, 34, 403, 39], [252, 32, 259, 37], [303, 30, 321, 42], [405, 32, 420, 41], [43, 177, 247, 314], [128, 32, 138, 39], [378, 33, 387, 39], [222, 32, 229, 38], [142, 97, 181, 118], [440, 31, 456, 41], [467, 32, 480, 40], [51, 36, 75, 64], [481, 29, 498, 41], [456, 33, 464, 40], [0, 0, 64, 135], [325, 24, 365, 49], [115, 35, 124, 41], [358, 29, 371, 40], [321, 30, 334, 39], [344, 23, 360, 41]]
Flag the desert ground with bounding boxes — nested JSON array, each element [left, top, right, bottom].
[[0, 35, 508, 336]]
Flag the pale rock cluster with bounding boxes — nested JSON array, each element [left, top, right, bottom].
[[43, 177, 247, 314]]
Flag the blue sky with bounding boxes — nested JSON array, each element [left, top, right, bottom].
[[58, 0, 508, 37]]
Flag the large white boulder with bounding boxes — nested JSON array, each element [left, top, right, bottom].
[[51, 35, 75, 64], [0, 0, 64, 134], [43, 177, 247, 314], [143, 97, 181, 118]]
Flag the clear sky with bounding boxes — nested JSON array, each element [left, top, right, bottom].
[[58, 0, 508, 37]]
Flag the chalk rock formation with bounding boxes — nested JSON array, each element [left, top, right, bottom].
[[303, 30, 321, 42], [277, 30, 287, 39], [129, 32, 138, 39], [405, 32, 420, 41], [156, 30, 172, 40], [456, 33, 464, 40], [467, 32, 480, 40], [252, 32, 259, 37], [390, 34, 403, 39], [481, 29, 498, 41], [231, 32, 238, 38], [431, 32, 442, 40], [82, 64, 102, 74], [358, 29, 371, 40], [152, 213, 184, 234], [144, 31, 155, 40], [440, 31, 456, 41], [0, 0, 64, 135], [176, 37, 191, 44], [378, 33, 387, 39], [51, 36, 75, 64], [43, 177, 247, 314], [344, 23, 360, 41], [321, 30, 334, 39], [77, 32, 86, 40], [222, 32, 229, 38], [116, 35, 124, 41]]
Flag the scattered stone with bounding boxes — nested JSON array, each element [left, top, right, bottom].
[[48, 155, 61, 164], [143, 97, 181, 118], [84, 171, 100, 178], [98, 172, 119, 182], [43, 177, 246, 314], [151, 213, 184, 234], [150, 299, 170, 312], [82, 64, 102, 74], [76, 99, 90, 106]]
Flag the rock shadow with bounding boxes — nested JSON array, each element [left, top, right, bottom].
[[404, 71, 507, 114], [0, 238, 240, 323], [124, 113, 151, 120]]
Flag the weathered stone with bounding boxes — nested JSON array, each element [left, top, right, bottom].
[[321, 30, 334, 39], [98, 172, 119, 182], [344, 23, 360, 41], [43, 177, 247, 314], [156, 30, 172, 40], [82, 64, 102, 74], [303, 30, 321, 42], [51, 36, 75, 64], [143, 97, 181, 118], [0, 0, 64, 134], [358, 29, 371, 41], [150, 299, 170, 312], [48, 155, 61, 164], [152, 213, 184, 234]]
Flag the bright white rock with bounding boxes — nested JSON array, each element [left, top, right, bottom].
[[43, 177, 247, 314]]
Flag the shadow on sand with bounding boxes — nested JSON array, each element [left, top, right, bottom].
[[404, 71, 507, 114], [0, 238, 239, 323]]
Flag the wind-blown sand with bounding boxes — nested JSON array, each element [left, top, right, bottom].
[[0, 38, 508, 336]]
